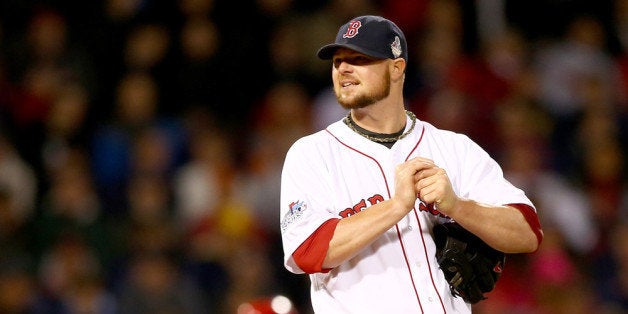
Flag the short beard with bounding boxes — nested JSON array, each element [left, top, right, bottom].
[[336, 71, 391, 110]]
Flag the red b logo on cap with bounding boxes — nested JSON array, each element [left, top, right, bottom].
[[342, 21, 362, 38]]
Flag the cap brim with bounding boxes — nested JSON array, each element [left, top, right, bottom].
[[317, 43, 390, 60]]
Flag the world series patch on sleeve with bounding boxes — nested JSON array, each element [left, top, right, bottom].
[[434, 222, 506, 304]]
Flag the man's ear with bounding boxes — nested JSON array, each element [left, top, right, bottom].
[[391, 58, 406, 81]]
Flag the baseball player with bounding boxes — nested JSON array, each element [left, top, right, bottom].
[[280, 15, 543, 313]]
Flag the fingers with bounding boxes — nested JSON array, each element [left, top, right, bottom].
[[408, 157, 437, 171], [415, 166, 450, 205], [398, 157, 435, 174], [415, 167, 447, 189], [394, 157, 454, 211], [393, 164, 422, 211]]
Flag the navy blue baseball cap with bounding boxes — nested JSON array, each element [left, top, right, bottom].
[[317, 15, 408, 62]]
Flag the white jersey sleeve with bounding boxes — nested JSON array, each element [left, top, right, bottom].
[[280, 132, 339, 274], [422, 126, 534, 209]]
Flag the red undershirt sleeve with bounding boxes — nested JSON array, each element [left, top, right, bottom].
[[292, 218, 340, 274], [508, 203, 544, 250]]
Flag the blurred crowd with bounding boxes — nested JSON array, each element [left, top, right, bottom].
[[0, 0, 626, 313]]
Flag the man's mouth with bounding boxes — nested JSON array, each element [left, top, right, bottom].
[[341, 81, 358, 88]]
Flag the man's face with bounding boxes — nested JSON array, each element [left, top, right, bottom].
[[331, 48, 391, 110]]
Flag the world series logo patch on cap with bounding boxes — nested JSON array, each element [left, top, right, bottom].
[[391, 36, 402, 59]]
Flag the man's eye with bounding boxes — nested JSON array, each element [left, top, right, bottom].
[[353, 56, 377, 65], [333, 56, 375, 68]]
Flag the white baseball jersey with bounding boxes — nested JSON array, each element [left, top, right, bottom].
[[280, 114, 535, 313]]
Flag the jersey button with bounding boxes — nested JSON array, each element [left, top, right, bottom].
[[407, 226, 412, 231]]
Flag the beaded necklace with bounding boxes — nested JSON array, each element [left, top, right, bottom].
[[343, 110, 417, 143]]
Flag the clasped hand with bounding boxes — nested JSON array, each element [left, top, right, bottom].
[[394, 157, 457, 215]]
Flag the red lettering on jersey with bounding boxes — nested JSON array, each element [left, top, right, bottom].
[[342, 21, 362, 38], [368, 194, 384, 205], [338, 199, 366, 218], [418, 202, 448, 218], [340, 194, 424, 218], [353, 199, 367, 213], [339, 207, 355, 218], [338, 195, 381, 218]]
